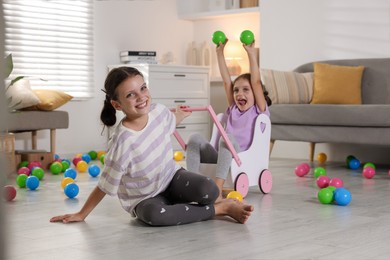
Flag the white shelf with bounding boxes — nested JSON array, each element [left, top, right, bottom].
[[178, 7, 259, 21]]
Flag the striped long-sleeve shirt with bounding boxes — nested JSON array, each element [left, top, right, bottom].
[[98, 103, 180, 217]]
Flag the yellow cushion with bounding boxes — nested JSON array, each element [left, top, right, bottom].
[[25, 89, 73, 111], [311, 63, 365, 104]]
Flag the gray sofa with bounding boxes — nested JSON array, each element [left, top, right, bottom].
[[269, 58, 390, 161]]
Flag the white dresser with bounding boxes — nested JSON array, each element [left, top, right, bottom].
[[107, 64, 211, 151]]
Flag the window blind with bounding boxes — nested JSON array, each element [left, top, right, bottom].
[[3, 0, 94, 99]]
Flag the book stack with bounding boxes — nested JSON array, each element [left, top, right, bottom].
[[120, 51, 158, 64]]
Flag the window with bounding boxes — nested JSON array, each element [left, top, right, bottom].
[[3, 0, 94, 99]]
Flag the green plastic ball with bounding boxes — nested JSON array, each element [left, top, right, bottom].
[[100, 153, 106, 165], [363, 162, 375, 169], [16, 174, 28, 188], [318, 187, 334, 204], [19, 161, 29, 168], [50, 162, 62, 175], [88, 150, 97, 160], [61, 161, 70, 172], [240, 30, 254, 45], [212, 30, 227, 45], [31, 167, 45, 180], [314, 167, 327, 178]]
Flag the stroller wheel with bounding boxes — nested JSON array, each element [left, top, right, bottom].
[[234, 172, 249, 198], [259, 169, 272, 194]]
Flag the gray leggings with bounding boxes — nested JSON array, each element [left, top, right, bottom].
[[186, 133, 241, 180], [135, 168, 219, 226]]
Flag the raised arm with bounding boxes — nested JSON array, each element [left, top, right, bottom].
[[243, 42, 267, 112], [216, 39, 234, 107]]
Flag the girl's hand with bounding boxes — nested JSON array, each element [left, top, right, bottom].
[[243, 41, 257, 56], [50, 213, 85, 224], [216, 38, 229, 55], [177, 105, 192, 118]]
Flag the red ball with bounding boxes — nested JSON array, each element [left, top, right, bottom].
[[72, 157, 82, 167], [329, 177, 344, 188], [294, 163, 310, 177], [3, 185, 17, 201], [27, 161, 42, 170], [362, 166, 375, 179], [316, 176, 330, 188], [17, 166, 30, 176]]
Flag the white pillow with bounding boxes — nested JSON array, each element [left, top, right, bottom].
[[6, 79, 40, 110]]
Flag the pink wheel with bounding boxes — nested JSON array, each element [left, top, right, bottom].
[[259, 169, 272, 194], [234, 172, 249, 198]]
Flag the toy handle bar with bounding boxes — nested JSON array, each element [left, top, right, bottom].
[[172, 105, 241, 166]]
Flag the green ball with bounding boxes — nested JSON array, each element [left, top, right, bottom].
[[16, 174, 28, 188], [100, 153, 106, 165], [88, 150, 97, 160], [240, 30, 254, 45], [50, 162, 62, 175], [314, 167, 327, 178], [19, 161, 29, 168], [31, 167, 45, 180], [363, 162, 375, 169], [212, 30, 226, 45], [61, 161, 70, 172], [318, 187, 334, 204]]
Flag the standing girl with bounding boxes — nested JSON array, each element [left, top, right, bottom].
[[50, 67, 253, 226]]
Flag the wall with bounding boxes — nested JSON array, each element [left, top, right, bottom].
[[260, 0, 390, 163]]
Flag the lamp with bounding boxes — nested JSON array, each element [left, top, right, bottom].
[[224, 40, 246, 76]]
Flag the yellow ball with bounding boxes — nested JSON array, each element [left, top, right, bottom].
[[173, 151, 184, 161], [226, 191, 243, 202], [76, 161, 88, 172], [97, 151, 106, 160], [317, 152, 327, 164], [61, 177, 75, 189]]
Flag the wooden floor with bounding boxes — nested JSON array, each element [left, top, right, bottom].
[[3, 158, 390, 260]]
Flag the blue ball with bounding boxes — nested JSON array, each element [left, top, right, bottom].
[[26, 175, 40, 190], [64, 183, 79, 199], [88, 164, 100, 177], [64, 168, 77, 180], [334, 187, 352, 206], [348, 158, 360, 170], [81, 153, 91, 164]]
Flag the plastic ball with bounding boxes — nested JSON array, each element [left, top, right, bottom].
[[226, 191, 243, 202], [348, 158, 360, 170], [31, 167, 45, 180], [3, 185, 17, 201], [88, 150, 98, 160], [64, 168, 77, 180], [173, 151, 184, 161], [27, 161, 42, 170], [316, 176, 330, 189], [18, 166, 30, 176], [97, 151, 106, 160], [317, 187, 334, 204], [240, 30, 254, 45], [346, 155, 356, 166], [76, 160, 88, 172], [334, 187, 352, 206], [50, 162, 63, 175], [64, 183, 79, 199], [81, 153, 91, 164], [317, 152, 327, 164], [19, 160, 29, 168], [362, 166, 375, 179], [88, 164, 101, 177], [294, 164, 308, 177], [72, 157, 82, 167], [329, 177, 344, 188], [16, 174, 28, 188], [363, 162, 375, 169], [61, 177, 75, 189], [314, 167, 327, 178], [100, 154, 106, 165], [61, 161, 70, 172], [26, 176, 40, 190], [212, 30, 227, 45]]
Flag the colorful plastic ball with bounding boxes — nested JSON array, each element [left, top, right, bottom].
[[72, 157, 82, 167], [317, 152, 327, 164], [346, 155, 356, 166], [329, 177, 344, 188], [61, 177, 75, 189], [348, 158, 360, 170], [316, 176, 330, 189], [334, 187, 352, 206], [64, 168, 77, 180], [31, 167, 45, 180], [212, 30, 227, 45], [62, 158, 71, 166], [26, 176, 40, 190], [50, 162, 63, 175], [18, 166, 30, 176], [27, 161, 42, 170], [173, 151, 184, 161], [314, 167, 327, 178], [16, 174, 28, 188], [54, 154, 60, 160], [88, 150, 98, 160], [327, 185, 336, 193], [363, 162, 376, 169], [76, 160, 88, 173], [294, 164, 308, 177], [240, 30, 255, 45], [19, 161, 29, 168], [317, 187, 334, 204], [362, 166, 376, 179], [100, 154, 106, 165], [64, 183, 79, 199], [301, 163, 310, 172], [88, 164, 101, 177], [81, 153, 91, 164], [61, 161, 70, 172], [3, 185, 17, 201], [97, 151, 106, 160], [226, 191, 243, 202]]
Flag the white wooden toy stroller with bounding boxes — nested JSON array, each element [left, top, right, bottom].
[[173, 105, 272, 198]]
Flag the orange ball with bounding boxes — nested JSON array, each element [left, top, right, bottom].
[[173, 151, 184, 161], [76, 161, 88, 172], [317, 152, 327, 164]]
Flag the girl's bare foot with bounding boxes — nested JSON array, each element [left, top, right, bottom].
[[214, 198, 254, 224]]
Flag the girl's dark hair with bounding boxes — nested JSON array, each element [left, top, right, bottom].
[[100, 67, 143, 127], [233, 73, 272, 107]]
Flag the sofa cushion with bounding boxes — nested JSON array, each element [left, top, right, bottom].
[[311, 63, 364, 104], [6, 79, 40, 110], [270, 104, 390, 127], [23, 89, 73, 111], [261, 69, 313, 104]]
